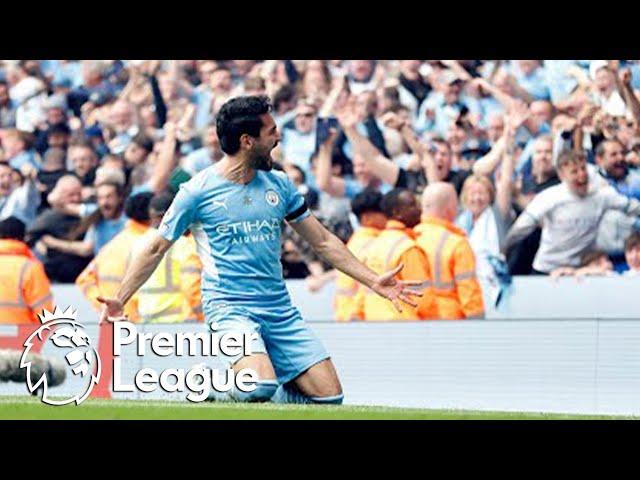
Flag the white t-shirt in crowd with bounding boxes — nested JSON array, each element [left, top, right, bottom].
[[514, 183, 640, 272]]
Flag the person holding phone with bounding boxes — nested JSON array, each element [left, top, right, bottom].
[[314, 116, 339, 151]]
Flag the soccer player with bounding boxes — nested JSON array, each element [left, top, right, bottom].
[[97, 96, 421, 405]]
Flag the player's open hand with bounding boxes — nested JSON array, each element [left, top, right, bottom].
[[370, 263, 424, 313], [97, 296, 128, 323]]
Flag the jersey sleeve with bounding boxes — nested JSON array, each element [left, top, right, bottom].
[[282, 175, 310, 224], [158, 182, 200, 242]]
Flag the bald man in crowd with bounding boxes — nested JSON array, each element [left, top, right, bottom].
[[414, 182, 485, 319], [26, 175, 92, 282]]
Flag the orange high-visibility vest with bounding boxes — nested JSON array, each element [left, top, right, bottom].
[[362, 220, 438, 321], [76, 220, 149, 322], [136, 232, 203, 323], [0, 239, 54, 324], [334, 226, 380, 322], [414, 216, 485, 319]]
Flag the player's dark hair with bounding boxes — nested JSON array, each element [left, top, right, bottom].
[[380, 188, 410, 219], [216, 95, 272, 155], [0, 216, 26, 241], [124, 192, 153, 223], [351, 187, 383, 220]]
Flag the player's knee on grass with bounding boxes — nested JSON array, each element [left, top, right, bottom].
[[309, 393, 344, 405], [305, 382, 344, 405], [294, 359, 343, 400], [230, 379, 278, 403], [300, 383, 344, 405], [272, 382, 344, 405]]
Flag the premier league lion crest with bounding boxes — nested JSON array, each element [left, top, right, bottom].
[[20, 306, 101, 406]]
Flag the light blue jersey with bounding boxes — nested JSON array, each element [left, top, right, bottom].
[[158, 166, 310, 308], [158, 165, 329, 385]]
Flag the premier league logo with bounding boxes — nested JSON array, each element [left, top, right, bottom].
[[21, 307, 101, 406]]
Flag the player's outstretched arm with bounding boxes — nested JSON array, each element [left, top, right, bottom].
[[290, 215, 422, 312], [97, 231, 174, 322]]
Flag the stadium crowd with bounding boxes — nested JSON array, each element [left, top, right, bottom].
[[1, 60, 640, 323]]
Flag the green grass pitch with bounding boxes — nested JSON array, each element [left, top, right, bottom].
[[0, 396, 633, 420]]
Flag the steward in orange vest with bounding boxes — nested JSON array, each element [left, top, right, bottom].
[[415, 182, 484, 319], [0, 217, 54, 324], [362, 189, 438, 321], [334, 188, 387, 322]]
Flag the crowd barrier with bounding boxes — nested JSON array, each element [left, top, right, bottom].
[[21, 276, 640, 324], [1, 278, 639, 415], [2, 319, 639, 415]]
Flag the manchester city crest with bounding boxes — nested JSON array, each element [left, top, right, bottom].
[[265, 190, 280, 206]]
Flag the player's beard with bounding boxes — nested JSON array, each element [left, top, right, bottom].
[[248, 149, 274, 171]]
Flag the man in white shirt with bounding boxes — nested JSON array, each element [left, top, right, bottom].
[[504, 150, 640, 274]]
